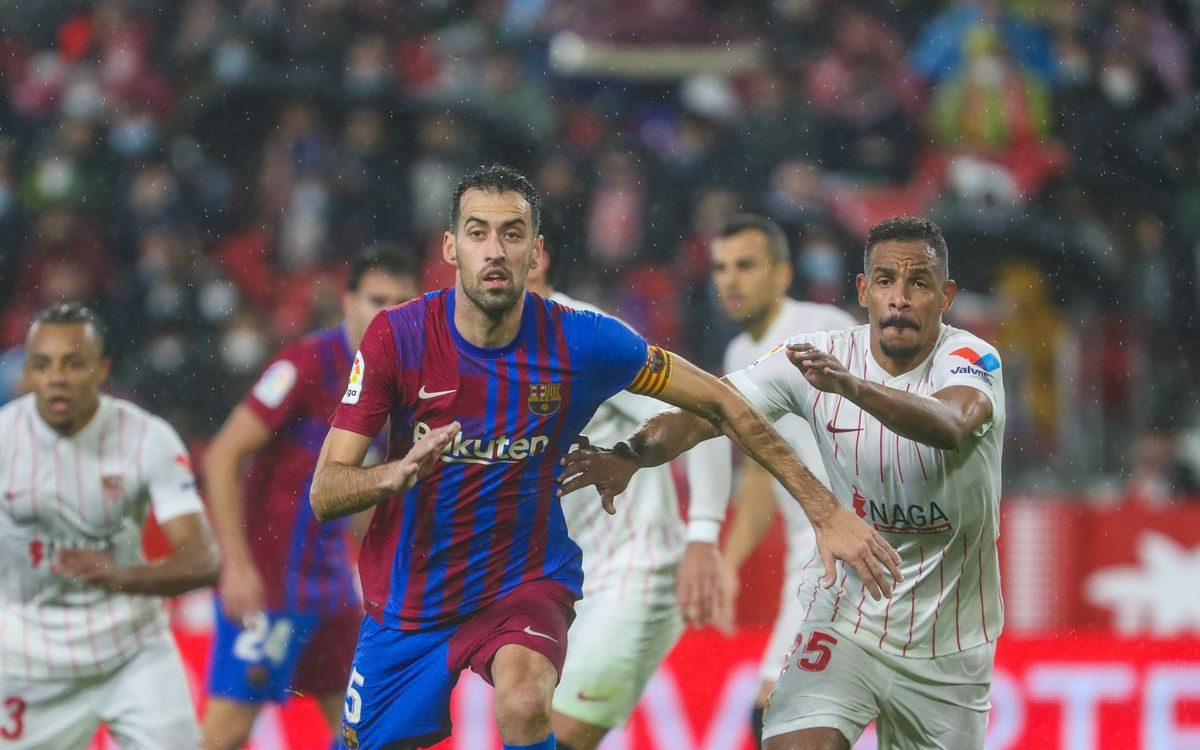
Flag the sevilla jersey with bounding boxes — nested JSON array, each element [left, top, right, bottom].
[[0, 395, 204, 680], [728, 324, 1005, 658], [551, 292, 684, 606], [331, 289, 666, 631], [240, 326, 360, 613]]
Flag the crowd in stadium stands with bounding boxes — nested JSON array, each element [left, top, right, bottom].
[[1, 0, 1198, 495]]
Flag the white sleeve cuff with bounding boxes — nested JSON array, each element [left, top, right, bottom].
[[685, 518, 722, 543]]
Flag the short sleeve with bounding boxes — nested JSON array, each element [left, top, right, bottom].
[[241, 353, 305, 431], [141, 418, 205, 524], [331, 311, 399, 437], [930, 336, 1003, 436], [585, 312, 650, 399], [725, 339, 811, 424]]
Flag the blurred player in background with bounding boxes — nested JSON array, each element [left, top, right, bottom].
[[527, 244, 720, 750], [0, 303, 219, 749], [200, 246, 419, 750], [685, 215, 856, 746], [564, 217, 1003, 750], [310, 165, 894, 750]]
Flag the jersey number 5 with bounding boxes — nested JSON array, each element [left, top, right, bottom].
[[344, 668, 365, 724], [796, 631, 838, 672], [1, 697, 26, 740]]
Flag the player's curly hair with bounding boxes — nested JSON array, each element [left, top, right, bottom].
[[32, 302, 109, 356], [864, 216, 949, 281], [450, 164, 542, 234]]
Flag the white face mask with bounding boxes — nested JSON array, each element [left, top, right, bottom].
[[1100, 66, 1140, 106]]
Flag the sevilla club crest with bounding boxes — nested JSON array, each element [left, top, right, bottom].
[[527, 382, 562, 417], [101, 475, 126, 502]]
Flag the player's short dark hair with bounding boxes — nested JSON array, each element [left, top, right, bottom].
[[718, 214, 790, 264], [347, 243, 420, 291], [864, 216, 949, 280], [32, 302, 109, 356], [450, 164, 541, 234]]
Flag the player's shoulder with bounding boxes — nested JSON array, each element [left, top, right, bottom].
[[780, 298, 859, 333], [106, 395, 183, 441], [0, 392, 31, 424], [937, 325, 1001, 362]]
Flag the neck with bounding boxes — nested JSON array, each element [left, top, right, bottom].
[[744, 298, 784, 341], [870, 326, 940, 377], [527, 280, 552, 298], [454, 284, 527, 349]]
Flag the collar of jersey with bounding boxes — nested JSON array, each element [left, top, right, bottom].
[[445, 288, 535, 360]]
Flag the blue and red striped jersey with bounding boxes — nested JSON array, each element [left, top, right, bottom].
[[240, 326, 360, 613], [331, 289, 654, 630]]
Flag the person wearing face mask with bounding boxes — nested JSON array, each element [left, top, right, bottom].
[[685, 215, 857, 747], [199, 245, 419, 750]]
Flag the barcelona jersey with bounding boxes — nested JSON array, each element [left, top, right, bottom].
[[241, 326, 360, 613], [331, 289, 661, 630]]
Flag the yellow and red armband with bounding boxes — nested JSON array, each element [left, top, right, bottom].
[[627, 345, 673, 397]]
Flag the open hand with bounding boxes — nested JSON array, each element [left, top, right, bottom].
[[787, 343, 859, 397], [389, 421, 460, 492], [676, 541, 734, 633], [813, 506, 904, 601], [557, 436, 640, 514]]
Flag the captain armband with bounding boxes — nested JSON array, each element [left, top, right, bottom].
[[627, 346, 674, 397]]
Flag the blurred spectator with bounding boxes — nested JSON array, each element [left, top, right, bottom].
[[1125, 428, 1200, 506]]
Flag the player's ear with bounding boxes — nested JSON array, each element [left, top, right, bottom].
[[95, 356, 112, 384], [442, 230, 457, 267], [529, 235, 544, 270], [855, 273, 868, 308], [941, 277, 957, 312]]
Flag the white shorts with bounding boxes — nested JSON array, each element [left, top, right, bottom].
[[0, 636, 199, 750], [763, 622, 994, 750], [553, 597, 684, 729], [760, 572, 805, 683]]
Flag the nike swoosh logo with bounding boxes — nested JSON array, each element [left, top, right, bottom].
[[418, 386, 457, 400], [576, 691, 607, 702], [826, 420, 863, 434], [523, 625, 558, 642]]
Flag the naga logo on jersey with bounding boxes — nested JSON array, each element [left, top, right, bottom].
[[527, 382, 562, 417], [413, 420, 549, 465], [949, 347, 1000, 384], [852, 485, 951, 534], [342, 350, 365, 405], [101, 475, 125, 502]]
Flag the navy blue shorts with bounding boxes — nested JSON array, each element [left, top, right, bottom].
[[337, 580, 577, 750]]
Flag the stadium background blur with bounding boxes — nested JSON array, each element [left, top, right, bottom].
[[2, 1, 1198, 748]]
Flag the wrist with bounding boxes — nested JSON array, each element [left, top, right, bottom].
[[685, 519, 722, 544]]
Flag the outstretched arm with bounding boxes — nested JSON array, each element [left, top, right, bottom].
[[561, 352, 903, 600], [788, 343, 992, 450], [310, 423, 460, 521]]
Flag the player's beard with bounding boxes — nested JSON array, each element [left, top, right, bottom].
[[461, 271, 522, 320], [877, 317, 924, 361]]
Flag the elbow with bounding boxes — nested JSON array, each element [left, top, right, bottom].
[[933, 423, 972, 452]]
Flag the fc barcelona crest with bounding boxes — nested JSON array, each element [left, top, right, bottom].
[[527, 382, 562, 417], [101, 475, 125, 502]]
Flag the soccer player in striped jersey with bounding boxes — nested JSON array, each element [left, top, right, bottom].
[[0, 303, 219, 749], [563, 217, 1004, 750], [200, 246, 419, 750], [685, 215, 856, 746], [309, 165, 898, 750]]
